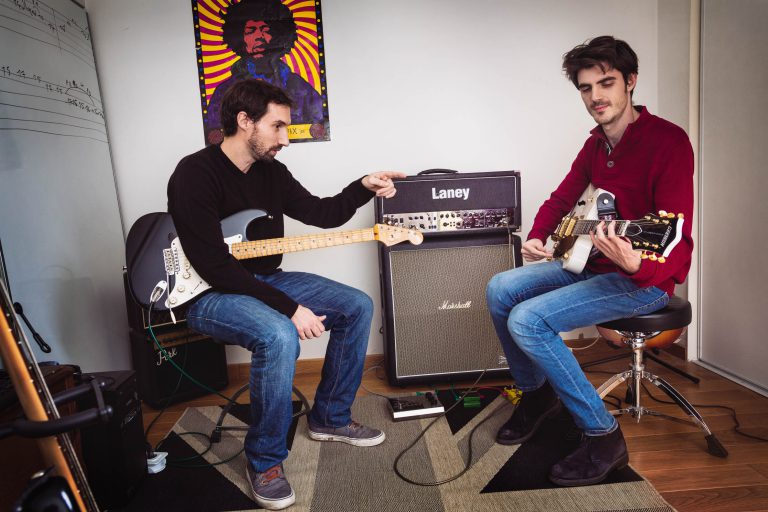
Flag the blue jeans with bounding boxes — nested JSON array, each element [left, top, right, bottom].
[[486, 261, 668, 435], [186, 271, 374, 471]]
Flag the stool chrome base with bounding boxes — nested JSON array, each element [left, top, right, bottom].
[[596, 336, 728, 458]]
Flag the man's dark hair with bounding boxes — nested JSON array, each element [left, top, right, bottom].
[[222, 0, 298, 57], [563, 36, 639, 92], [220, 79, 293, 136]]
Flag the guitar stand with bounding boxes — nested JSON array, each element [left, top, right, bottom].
[[0, 377, 113, 440]]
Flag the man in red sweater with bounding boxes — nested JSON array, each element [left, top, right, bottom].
[[486, 36, 693, 486]]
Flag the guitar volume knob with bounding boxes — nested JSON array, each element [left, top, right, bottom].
[[182, 272, 191, 279], [177, 285, 185, 292]]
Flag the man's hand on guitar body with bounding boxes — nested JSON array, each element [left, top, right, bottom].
[[522, 238, 554, 262], [291, 305, 327, 340], [590, 220, 642, 274]]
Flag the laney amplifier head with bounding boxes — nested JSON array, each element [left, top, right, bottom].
[[375, 170, 521, 236]]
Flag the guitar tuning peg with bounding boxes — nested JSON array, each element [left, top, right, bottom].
[[644, 215, 651, 220], [658, 210, 667, 216], [658, 256, 666, 263], [652, 244, 659, 249], [649, 254, 658, 261], [633, 241, 639, 246], [653, 218, 659, 223], [662, 219, 670, 224], [640, 252, 649, 259], [643, 242, 649, 247], [677, 213, 684, 219], [667, 212, 675, 219]]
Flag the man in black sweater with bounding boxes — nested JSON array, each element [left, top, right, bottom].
[[168, 79, 404, 510]]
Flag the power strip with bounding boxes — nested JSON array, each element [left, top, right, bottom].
[[388, 392, 445, 421]]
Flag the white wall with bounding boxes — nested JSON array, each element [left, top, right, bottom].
[[698, 0, 768, 393], [86, 0, 672, 365]]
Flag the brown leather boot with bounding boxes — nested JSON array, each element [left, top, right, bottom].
[[548, 425, 629, 486], [496, 381, 561, 445]]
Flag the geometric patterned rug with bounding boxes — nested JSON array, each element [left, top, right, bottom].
[[120, 390, 675, 511]]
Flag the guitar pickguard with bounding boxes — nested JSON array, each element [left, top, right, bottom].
[[165, 234, 242, 309]]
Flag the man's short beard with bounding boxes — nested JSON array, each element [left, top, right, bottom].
[[248, 131, 274, 162]]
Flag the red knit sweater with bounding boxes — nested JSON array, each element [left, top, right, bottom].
[[528, 106, 694, 296]]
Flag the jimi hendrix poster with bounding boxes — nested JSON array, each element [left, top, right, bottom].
[[191, 0, 330, 144]]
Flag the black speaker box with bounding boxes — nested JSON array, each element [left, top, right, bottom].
[[123, 270, 228, 408], [77, 370, 146, 510], [379, 232, 522, 385], [129, 328, 228, 409]]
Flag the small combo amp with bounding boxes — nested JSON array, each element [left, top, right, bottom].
[[375, 170, 523, 385], [123, 272, 228, 408], [77, 370, 146, 510]]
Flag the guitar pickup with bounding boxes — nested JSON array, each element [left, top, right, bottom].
[[163, 248, 179, 274]]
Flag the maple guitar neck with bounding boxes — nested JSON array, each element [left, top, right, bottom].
[[230, 228, 378, 259]]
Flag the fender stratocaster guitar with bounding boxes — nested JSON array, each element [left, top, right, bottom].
[[551, 185, 684, 274], [126, 209, 423, 312]]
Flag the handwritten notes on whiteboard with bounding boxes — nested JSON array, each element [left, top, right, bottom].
[[0, 0, 128, 370], [0, 0, 107, 142]]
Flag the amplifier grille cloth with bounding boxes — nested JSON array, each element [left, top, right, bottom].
[[389, 243, 514, 377]]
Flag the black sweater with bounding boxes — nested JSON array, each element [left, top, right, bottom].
[[167, 144, 374, 317]]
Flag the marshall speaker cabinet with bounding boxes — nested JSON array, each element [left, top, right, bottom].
[[375, 170, 523, 385]]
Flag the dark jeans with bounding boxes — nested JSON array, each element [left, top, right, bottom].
[[187, 271, 373, 471]]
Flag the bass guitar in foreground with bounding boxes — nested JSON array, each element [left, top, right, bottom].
[[126, 209, 423, 313], [551, 185, 684, 274]]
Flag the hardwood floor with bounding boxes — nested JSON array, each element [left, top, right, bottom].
[[142, 341, 768, 512]]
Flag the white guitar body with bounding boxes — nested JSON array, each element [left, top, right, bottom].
[[164, 234, 242, 309], [554, 185, 617, 274]]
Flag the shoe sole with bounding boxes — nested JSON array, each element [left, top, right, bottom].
[[548, 453, 630, 487], [252, 489, 296, 510], [308, 430, 386, 447], [496, 400, 563, 446]]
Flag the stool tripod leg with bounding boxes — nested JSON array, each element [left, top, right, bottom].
[[211, 383, 250, 443], [597, 370, 631, 399], [648, 374, 728, 458]]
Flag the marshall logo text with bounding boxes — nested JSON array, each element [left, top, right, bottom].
[[439, 300, 472, 310]]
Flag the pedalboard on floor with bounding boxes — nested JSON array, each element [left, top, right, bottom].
[[388, 392, 445, 421]]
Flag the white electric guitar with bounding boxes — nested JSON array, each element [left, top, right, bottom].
[[126, 209, 423, 312], [551, 185, 684, 274]]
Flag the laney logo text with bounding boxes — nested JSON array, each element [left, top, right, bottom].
[[432, 187, 470, 200]]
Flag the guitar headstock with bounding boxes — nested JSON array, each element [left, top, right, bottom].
[[626, 211, 684, 262], [374, 224, 424, 246]]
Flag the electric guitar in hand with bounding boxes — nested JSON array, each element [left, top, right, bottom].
[[551, 185, 684, 274], [126, 209, 423, 311]]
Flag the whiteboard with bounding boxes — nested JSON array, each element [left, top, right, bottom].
[[0, 0, 129, 371]]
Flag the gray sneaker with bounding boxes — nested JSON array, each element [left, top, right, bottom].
[[245, 462, 295, 510], [308, 420, 385, 447]]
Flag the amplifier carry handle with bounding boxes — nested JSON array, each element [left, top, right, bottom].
[[417, 169, 458, 175]]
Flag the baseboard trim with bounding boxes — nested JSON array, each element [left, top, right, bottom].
[[226, 341, 685, 383], [227, 354, 385, 384]]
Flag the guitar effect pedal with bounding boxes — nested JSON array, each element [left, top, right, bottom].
[[388, 392, 445, 421]]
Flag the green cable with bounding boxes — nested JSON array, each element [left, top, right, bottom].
[[147, 311, 234, 402]]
